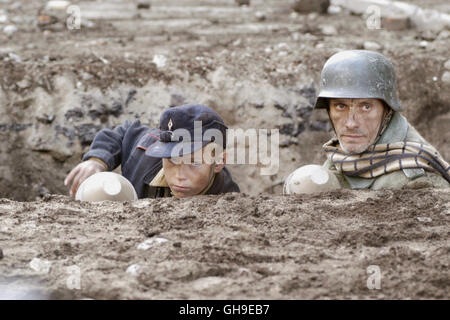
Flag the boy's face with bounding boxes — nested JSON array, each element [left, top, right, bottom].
[[162, 145, 225, 198], [328, 98, 386, 154]]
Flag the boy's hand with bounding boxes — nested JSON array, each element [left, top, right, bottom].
[[64, 159, 107, 197]]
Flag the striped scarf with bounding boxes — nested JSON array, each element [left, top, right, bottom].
[[324, 139, 450, 183]]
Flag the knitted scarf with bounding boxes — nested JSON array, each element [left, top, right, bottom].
[[324, 139, 450, 183]]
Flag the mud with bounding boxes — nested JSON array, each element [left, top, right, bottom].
[[0, 0, 449, 300], [0, 189, 449, 299]]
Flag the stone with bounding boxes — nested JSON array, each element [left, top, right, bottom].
[[137, 2, 150, 10], [443, 59, 450, 70], [442, 71, 450, 84], [235, 0, 250, 6], [3, 24, 17, 37], [137, 237, 168, 250], [292, 0, 330, 14], [29, 258, 52, 274], [45, 1, 71, 11], [319, 24, 338, 36], [363, 41, 381, 51], [255, 11, 266, 21]]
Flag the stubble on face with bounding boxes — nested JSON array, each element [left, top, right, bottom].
[[329, 98, 386, 154]]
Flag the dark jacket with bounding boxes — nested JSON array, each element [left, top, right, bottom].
[[82, 120, 240, 198]]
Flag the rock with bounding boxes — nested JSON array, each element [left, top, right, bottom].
[[126, 264, 141, 275], [137, 2, 151, 10], [7, 52, 22, 63], [419, 40, 428, 48], [255, 11, 266, 21], [319, 24, 338, 36], [152, 54, 167, 68], [437, 30, 450, 40], [17, 79, 31, 89], [381, 15, 411, 31], [328, 5, 341, 14], [0, 248, 3, 260], [45, 1, 71, 11], [137, 237, 168, 250], [442, 71, 450, 84], [292, 0, 330, 14], [0, 13, 7, 23], [29, 258, 52, 274], [363, 41, 381, 51], [235, 0, 250, 6], [3, 24, 17, 37], [443, 59, 450, 70], [417, 217, 432, 223]]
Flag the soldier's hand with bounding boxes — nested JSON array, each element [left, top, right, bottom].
[[64, 159, 107, 197]]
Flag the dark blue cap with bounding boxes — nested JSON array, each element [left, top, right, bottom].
[[145, 104, 228, 158]]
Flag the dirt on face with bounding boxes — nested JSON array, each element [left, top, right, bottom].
[[0, 189, 449, 299], [0, 0, 449, 300]]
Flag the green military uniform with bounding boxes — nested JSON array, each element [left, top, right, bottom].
[[323, 111, 450, 190]]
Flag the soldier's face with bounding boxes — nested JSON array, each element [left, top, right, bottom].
[[329, 98, 386, 154], [163, 145, 225, 198]]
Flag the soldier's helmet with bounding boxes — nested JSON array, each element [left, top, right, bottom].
[[313, 50, 402, 112]]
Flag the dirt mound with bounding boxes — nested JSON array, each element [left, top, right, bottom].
[[0, 188, 448, 299], [0, 0, 449, 200]]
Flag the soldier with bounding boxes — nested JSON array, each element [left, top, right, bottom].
[[285, 50, 450, 193], [64, 104, 240, 199]]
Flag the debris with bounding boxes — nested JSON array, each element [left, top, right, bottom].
[[292, 0, 330, 14], [417, 217, 432, 223], [137, 2, 151, 10], [444, 59, 450, 70], [442, 71, 450, 84], [36, 114, 55, 124], [7, 52, 22, 63], [0, 13, 7, 23], [363, 41, 382, 51], [419, 40, 428, 48], [137, 237, 168, 250], [319, 24, 338, 36], [126, 264, 141, 275], [16, 79, 31, 89], [92, 51, 109, 65], [235, 0, 250, 6], [3, 24, 17, 37], [328, 5, 341, 14], [29, 258, 52, 274], [152, 54, 167, 68], [255, 11, 266, 21], [45, 1, 71, 11]]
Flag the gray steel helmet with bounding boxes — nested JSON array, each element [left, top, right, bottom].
[[314, 50, 402, 111]]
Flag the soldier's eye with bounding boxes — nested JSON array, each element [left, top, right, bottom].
[[362, 104, 371, 111], [335, 104, 346, 110]]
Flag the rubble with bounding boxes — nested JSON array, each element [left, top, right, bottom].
[[363, 41, 382, 51], [332, 0, 450, 32], [292, 0, 330, 14], [442, 71, 450, 84], [3, 24, 17, 37]]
